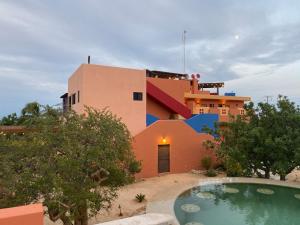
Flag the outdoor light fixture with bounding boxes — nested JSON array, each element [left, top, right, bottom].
[[162, 137, 167, 144]]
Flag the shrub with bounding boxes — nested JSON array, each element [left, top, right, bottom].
[[226, 159, 243, 177], [205, 169, 217, 177], [214, 163, 226, 172], [201, 156, 212, 170], [135, 193, 146, 202], [129, 160, 142, 174]]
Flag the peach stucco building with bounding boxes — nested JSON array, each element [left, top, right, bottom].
[[62, 63, 251, 178]]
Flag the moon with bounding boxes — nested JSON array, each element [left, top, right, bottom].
[[234, 35, 240, 40]]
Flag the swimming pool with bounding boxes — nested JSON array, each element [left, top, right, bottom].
[[174, 182, 300, 225]]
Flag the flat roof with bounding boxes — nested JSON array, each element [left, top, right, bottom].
[[199, 82, 224, 88], [184, 92, 251, 101], [146, 70, 188, 79]]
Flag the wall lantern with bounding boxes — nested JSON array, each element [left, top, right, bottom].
[[161, 137, 167, 144]]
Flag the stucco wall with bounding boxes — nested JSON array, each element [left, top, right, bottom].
[[0, 204, 43, 225], [146, 96, 174, 119], [147, 77, 190, 104], [68, 64, 147, 136], [68, 65, 85, 113], [133, 120, 216, 178]]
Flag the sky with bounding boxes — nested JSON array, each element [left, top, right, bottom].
[[1, 0, 300, 117]]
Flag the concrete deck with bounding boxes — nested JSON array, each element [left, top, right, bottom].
[[146, 177, 300, 225]]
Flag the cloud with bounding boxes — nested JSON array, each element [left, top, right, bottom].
[[0, 0, 300, 116], [224, 60, 300, 104]]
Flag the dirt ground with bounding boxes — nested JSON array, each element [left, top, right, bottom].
[[44, 169, 300, 225]]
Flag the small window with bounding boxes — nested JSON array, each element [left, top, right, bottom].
[[218, 104, 223, 107], [209, 104, 214, 108], [133, 92, 143, 101], [199, 108, 204, 114], [77, 91, 80, 103], [221, 109, 227, 115], [240, 109, 245, 115], [72, 94, 76, 105], [201, 104, 207, 107], [68, 96, 72, 109]]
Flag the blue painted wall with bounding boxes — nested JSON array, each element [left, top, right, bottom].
[[185, 114, 219, 133], [146, 114, 159, 126]]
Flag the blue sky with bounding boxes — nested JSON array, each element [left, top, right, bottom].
[[1, 0, 300, 117]]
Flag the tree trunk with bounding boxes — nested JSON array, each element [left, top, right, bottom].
[[74, 202, 88, 225], [61, 214, 73, 225], [280, 174, 286, 181], [264, 168, 270, 179]]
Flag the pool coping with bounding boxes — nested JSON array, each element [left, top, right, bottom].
[[146, 177, 300, 225]]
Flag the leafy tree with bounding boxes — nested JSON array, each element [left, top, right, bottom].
[[0, 102, 41, 125], [269, 96, 300, 180], [205, 96, 300, 180], [0, 113, 19, 125], [18, 102, 41, 125], [0, 106, 139, 225]]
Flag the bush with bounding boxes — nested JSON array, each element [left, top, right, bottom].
[[226, 159, 243, 177], [214, 163, 226, 172], [129, 161, 142, 174], [201, 156, 212, 170], [205, 169, 217, 177], [135, 193, 146, 202]]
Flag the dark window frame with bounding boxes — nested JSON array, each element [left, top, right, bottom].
[[72, 94, 76, 105], [77, 91, 80, 103], [133, 92, 143, 101]]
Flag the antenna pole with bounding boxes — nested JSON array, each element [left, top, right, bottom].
[[183, 30, 187, 73], [264, 95, 272, 103]]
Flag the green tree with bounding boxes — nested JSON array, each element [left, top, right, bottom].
[[0, 102, 42, 125], [0, 107, 139, 225], [205, 96, 300, 180], [18, 102, 41, 125], [0, 113, 19, 125], [269, 96, 300, 180]]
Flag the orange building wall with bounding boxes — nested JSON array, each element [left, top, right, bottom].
[[146, 96, 173, 119], [68, 65, 85, 113], [68, 64, 147, 136], [147, 77, 191, 104], [133, 120, 216, 178], [0, 204, 43, 225]]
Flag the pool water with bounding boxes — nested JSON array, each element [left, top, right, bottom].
[[174, 183, 300, 225]]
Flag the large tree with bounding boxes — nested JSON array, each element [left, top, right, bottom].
[[0, 113, 19, 125], [0, 101, 41, 125], [0, 106, 140, 225], [205, 96, 300, 180]]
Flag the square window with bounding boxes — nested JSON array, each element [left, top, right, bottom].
[[209, 104, 214, 108], [133, 92, 143, 101], [199, 108, 204, 114]]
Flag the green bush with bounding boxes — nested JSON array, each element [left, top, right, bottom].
[[201, 156, 212, 170], [129, 161, 142, 174], [135, 193, 146, 202], [205, 169, 217, 177], [214, 163, 226, 172], [226, 159, 243, 177]]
